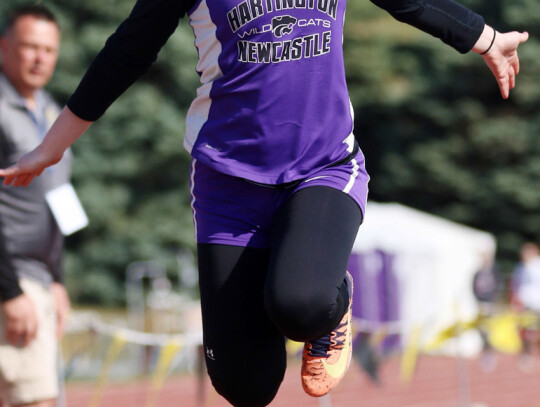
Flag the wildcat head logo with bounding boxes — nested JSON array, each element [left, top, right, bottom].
[[272, 15, 297, 37]]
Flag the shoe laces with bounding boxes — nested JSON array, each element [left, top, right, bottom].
[[307, 273, 352, 358], [307, 319, 347, 357]]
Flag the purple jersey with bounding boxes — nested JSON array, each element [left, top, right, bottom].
[[67, 0, 484, 186], [185, 0, 354, 184]]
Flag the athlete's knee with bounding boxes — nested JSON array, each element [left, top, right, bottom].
[[215, 383, 279, 407], [208, 366, 282, 407], [265, 287, 335, 341]]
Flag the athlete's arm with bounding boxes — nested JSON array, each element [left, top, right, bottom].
[[371, 0, 528, 98], [0, 0, 195, 186], [0, 107, 90, 186], [370, 0, 484, 53], [68, 0, 196, 121]]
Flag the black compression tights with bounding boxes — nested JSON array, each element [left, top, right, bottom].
[[197, 186, 362, 407]]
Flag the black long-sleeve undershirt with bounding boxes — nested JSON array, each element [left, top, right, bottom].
[[67, 0, 484, 122], [67, 0, 194, 122], [371, 0, 484, 53]]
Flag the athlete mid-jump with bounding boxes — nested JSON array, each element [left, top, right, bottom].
[[0, 0, 527, 405]]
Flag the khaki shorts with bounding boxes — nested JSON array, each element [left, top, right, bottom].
[[0, 279, 58, 405]]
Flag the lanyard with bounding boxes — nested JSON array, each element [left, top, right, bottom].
[[23, 92, 57, 174], [24, 91, 49, 140]]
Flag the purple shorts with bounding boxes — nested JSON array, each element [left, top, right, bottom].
[[190, 152, 369, 248]]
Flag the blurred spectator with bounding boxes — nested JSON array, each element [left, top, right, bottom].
[[0, 5, 71, 407], [510, 242, 540, 370], [472, 252, 501, 371], [511, 243, 540, 309], [473, 253, 501, 305]]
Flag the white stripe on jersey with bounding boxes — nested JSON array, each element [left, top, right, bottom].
[[343, 104, 358, 194], [190, 159, 198, 242], [184, 0, 223, 152], [343, 157, 359, 194]]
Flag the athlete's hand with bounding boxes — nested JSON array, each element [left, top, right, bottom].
[[473, 26, 529, 99], [2, 294, 39, 347], [0, 106, 92, 187], [51, 283, 71, 339], [0, 145, 62, 187]]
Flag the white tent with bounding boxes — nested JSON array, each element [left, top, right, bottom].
[[351, 201, 497, 356]]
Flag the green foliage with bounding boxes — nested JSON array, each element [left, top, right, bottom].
[[345, 0, 540, 274], [1, 0, 537, 303], [1, 0, 199, 305]]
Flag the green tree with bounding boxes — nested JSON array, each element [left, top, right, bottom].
[[1, 0, 200, 305], [344, 0, 539, 274], [1, 0, 537, 304]]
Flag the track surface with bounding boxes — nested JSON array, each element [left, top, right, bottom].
[[66, 354, 540, 407]]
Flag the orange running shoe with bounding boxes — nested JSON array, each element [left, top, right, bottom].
[[301, 271, 354, 397]]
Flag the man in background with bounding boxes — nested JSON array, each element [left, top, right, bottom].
[[0, 5, 71, 407], [511, 242, 540, 370]]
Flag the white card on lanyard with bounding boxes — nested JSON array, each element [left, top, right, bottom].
[[45, 183, 89, 235]]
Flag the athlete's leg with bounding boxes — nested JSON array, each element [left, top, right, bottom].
[[265, 186, 361, 396], [197, 243, 286, 407], [264, 186, 362, 342]]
